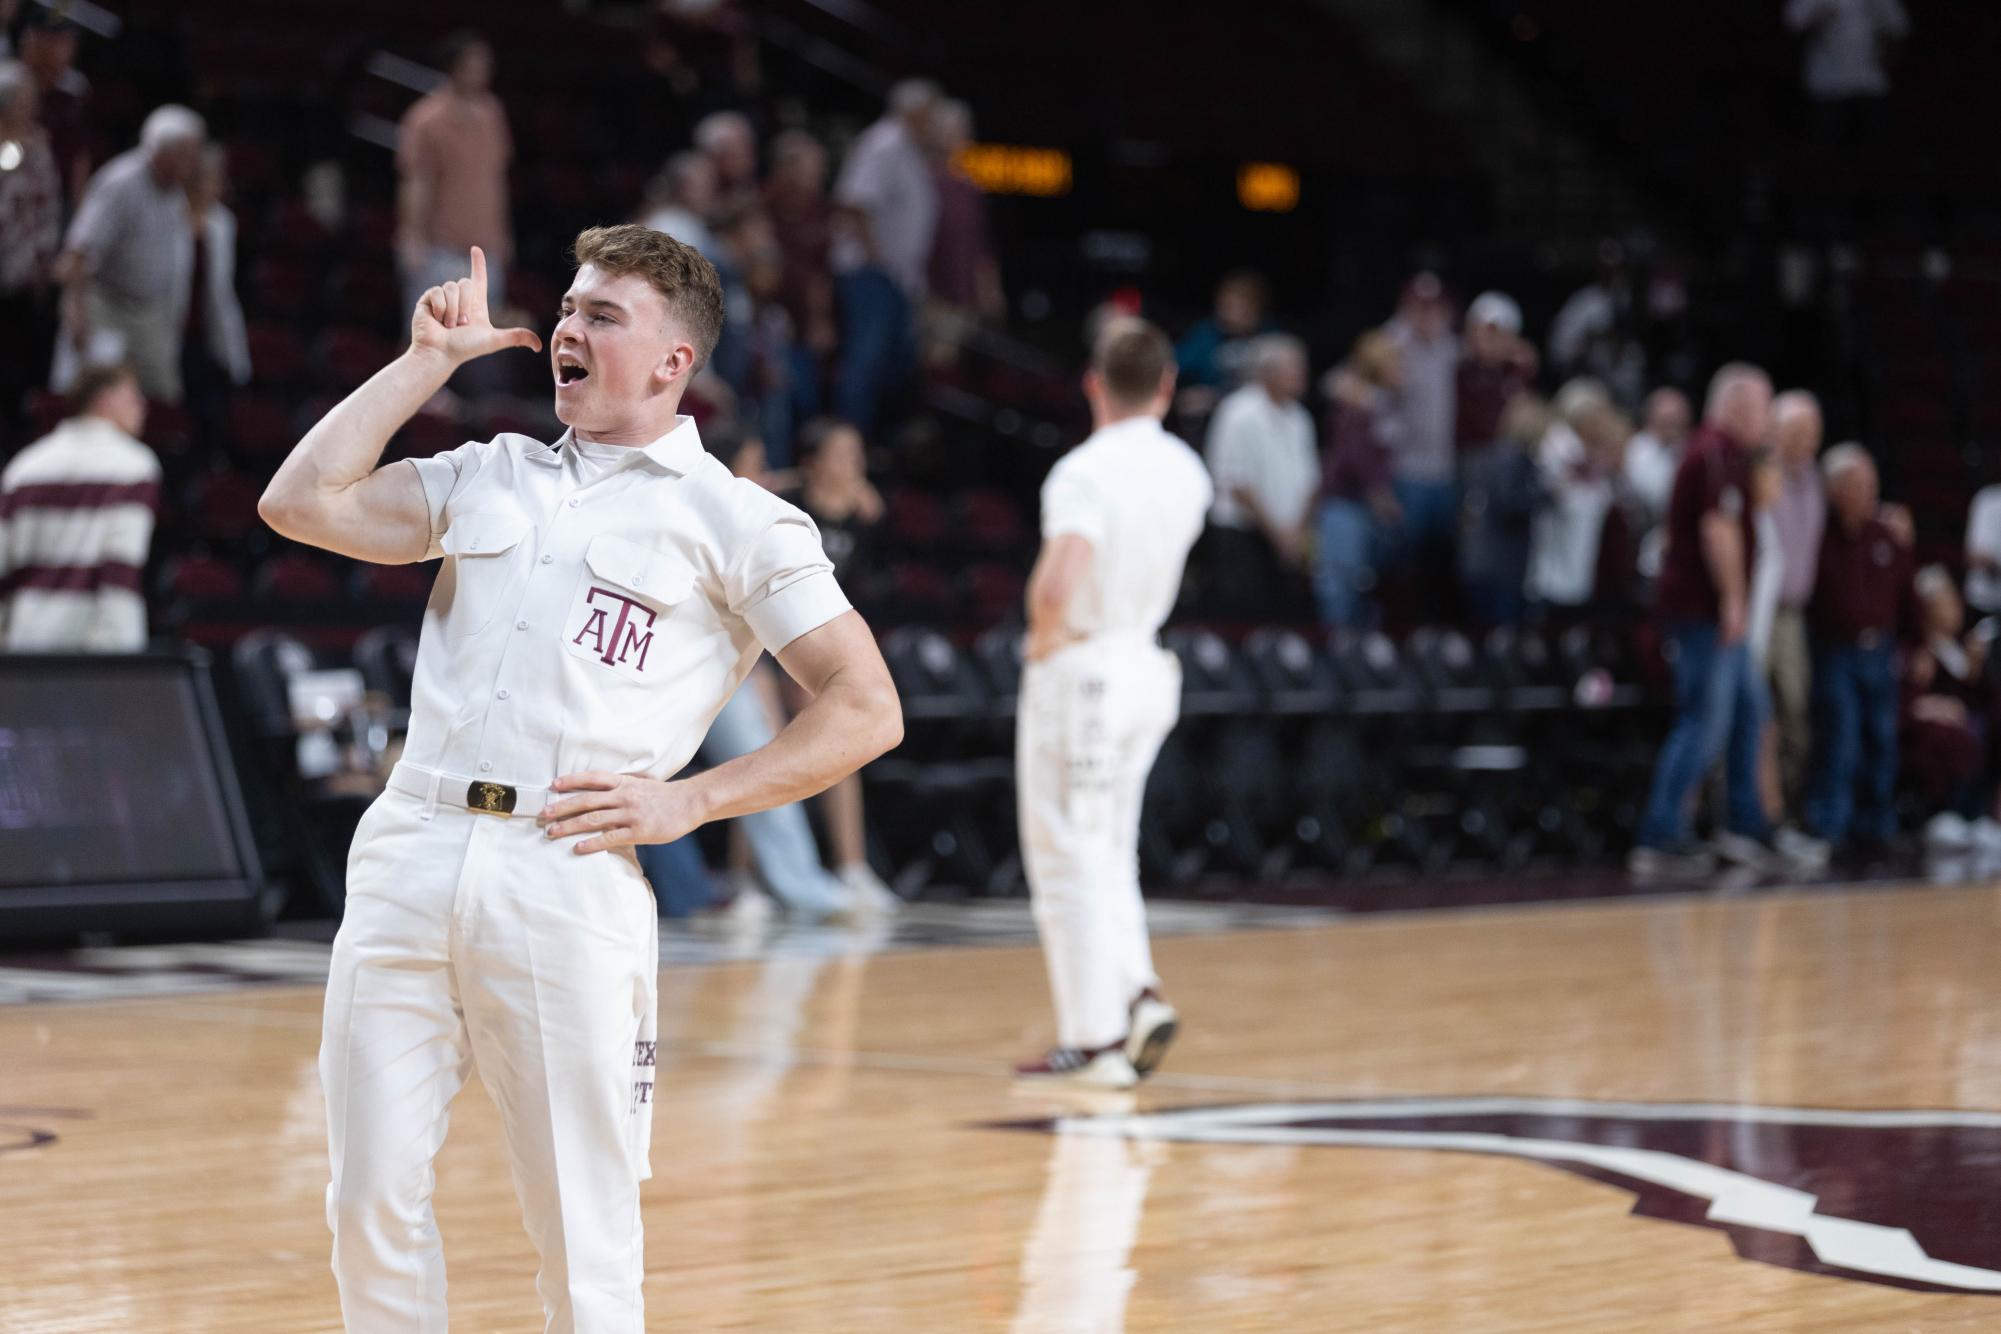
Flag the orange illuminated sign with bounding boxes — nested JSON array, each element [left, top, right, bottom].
[[954, 143, 1073, 197], [1237, 162, 1300, 213]]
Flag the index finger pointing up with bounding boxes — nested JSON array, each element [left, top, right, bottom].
[[467, 246, 490, 321]]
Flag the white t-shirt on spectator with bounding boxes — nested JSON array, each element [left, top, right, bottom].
[[1040, 416, 1212, 640], [834, 116, 938, 299], [1622, 430, 1681, 527], [1526, 421, 1614, 607], [1786, 0, 1908, 100], [1965, 484, 2001, 614], [640, 205, 717, 263], [1748, 509, 1785, 668], [1203, 383, 1318, 536]]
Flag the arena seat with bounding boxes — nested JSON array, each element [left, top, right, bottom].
[[1243, 627, 1340, 716], [1163, 629, 1258, 717], [184, 469, 266, 546], [227, 392, 295, 464], [253, 552, 344, 606], [245, 322, 307, 386], [231, 628, 319, 739], [881, 627, 987, 724], [353, 625, 420, 708], [973, 624, 1023, 717], [158, 552, 246, 608], [1326, 629, 1419, 714], [348, 561, 435, 607]]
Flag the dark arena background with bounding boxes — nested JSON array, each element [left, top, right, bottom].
[[8, 0, 2001, 1328]]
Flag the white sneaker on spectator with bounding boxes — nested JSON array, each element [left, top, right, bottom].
[[1927, 812, 1974, 851], [1773, 825, 1832, 871], [1628, 843, 1716, 878], [725, 872, 775, 927], [1970, 817, 2001, 857], [1711, 830, 1783, 873], [837, 862, 902, 914]]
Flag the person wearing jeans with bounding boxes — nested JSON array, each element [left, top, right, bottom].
[[1636, 621, 1773, 854], [1631, 363, 1791, 876], [1805, 636, 1898, 850], [1313, 329, 1404, 628], [1804, 444, 1913, 860]]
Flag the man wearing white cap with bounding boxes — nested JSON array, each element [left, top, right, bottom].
[[1455, 291, 1538, 625], [53, 103, 206, 402]]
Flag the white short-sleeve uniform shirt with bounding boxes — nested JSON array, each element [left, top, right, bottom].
[[402, 417, 850, 784], [1040, 416, 1213, 639]]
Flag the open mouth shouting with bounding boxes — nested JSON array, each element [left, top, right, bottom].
[[555, 351, 591, 389]]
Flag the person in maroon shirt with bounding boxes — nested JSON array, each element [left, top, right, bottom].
[[1312, 328, 1403, 627], [1903, 566, 1996, 839], [1804, 444, 1914, 858], [1633, 363, 1823, 875], [1454, 291, 1537, 456]]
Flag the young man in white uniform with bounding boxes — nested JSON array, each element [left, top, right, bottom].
[[1015, 317, 1213, 1089], [258, 231, 901, 1332]]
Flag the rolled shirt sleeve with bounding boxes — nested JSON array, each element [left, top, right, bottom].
[[727, 510, 852, 653], [405, 439, 493, 557]]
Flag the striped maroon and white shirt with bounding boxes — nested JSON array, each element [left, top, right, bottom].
[[0, 416, 162, 652]]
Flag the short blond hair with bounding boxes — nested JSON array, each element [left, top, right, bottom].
[[571, 224, 725, 370]]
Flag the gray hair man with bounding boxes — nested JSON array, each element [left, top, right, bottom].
[[1804, 441, 1912, 861], [54, 103, 205, 402], [1203, 332, 1317, 618], [1634, 363, 1827, 877]]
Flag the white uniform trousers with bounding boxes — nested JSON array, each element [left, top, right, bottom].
[[1017, 636, 1180, 1050], [320, 780, 659, 1333]]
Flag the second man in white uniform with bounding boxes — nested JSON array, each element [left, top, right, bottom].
[[1015, 317, 1213, 1088]]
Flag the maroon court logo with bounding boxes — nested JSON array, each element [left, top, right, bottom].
[[1001, 1097, 2001, 1295], [569, 586, 658, 675]]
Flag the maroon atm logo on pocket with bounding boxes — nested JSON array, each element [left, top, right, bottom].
[[569, 586, 657, 673], [996, 1097, 2001, 1296]]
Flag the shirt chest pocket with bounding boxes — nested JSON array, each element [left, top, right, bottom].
[[564, 535, 698, 681], [438, 511, 534, 638]]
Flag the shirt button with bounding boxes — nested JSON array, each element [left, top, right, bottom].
[[469, 539, 481, 551], [479, 761, 493, 773], [540, 553, 554, 564], [496, 688, 510, 700], [568, 498, 581, 508], [630, 574, 643, 587], [516, 619, 528, 631]]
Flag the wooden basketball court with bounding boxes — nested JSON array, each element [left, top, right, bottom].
[[6, 882, 2001, 1331]]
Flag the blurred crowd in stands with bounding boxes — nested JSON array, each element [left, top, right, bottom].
[[1164, 247, 2001, 873]]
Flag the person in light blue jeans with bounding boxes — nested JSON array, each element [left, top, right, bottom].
[[636, 672, 848, 920], [1635, 621, 1774, 851], [1313, 329, 1404, 627]]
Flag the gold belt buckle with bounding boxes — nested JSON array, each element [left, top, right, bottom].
[[466, 780, 518, 817]]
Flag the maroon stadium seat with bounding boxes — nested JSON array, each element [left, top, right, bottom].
[[159, 552, 245, 606], [266, 198, 330, 258], [887, 488, 948, 552], [245, 321, 306, 385], [320, 327, 396, 392], [954, 488, 1026, 555], [888, 561, 957, 620], [186, 469, 265, 545], [254, 552, 344, 606], [962, 562, 1026, 626], [228, 393, 295, 462], [350, 561, 436, 607]]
